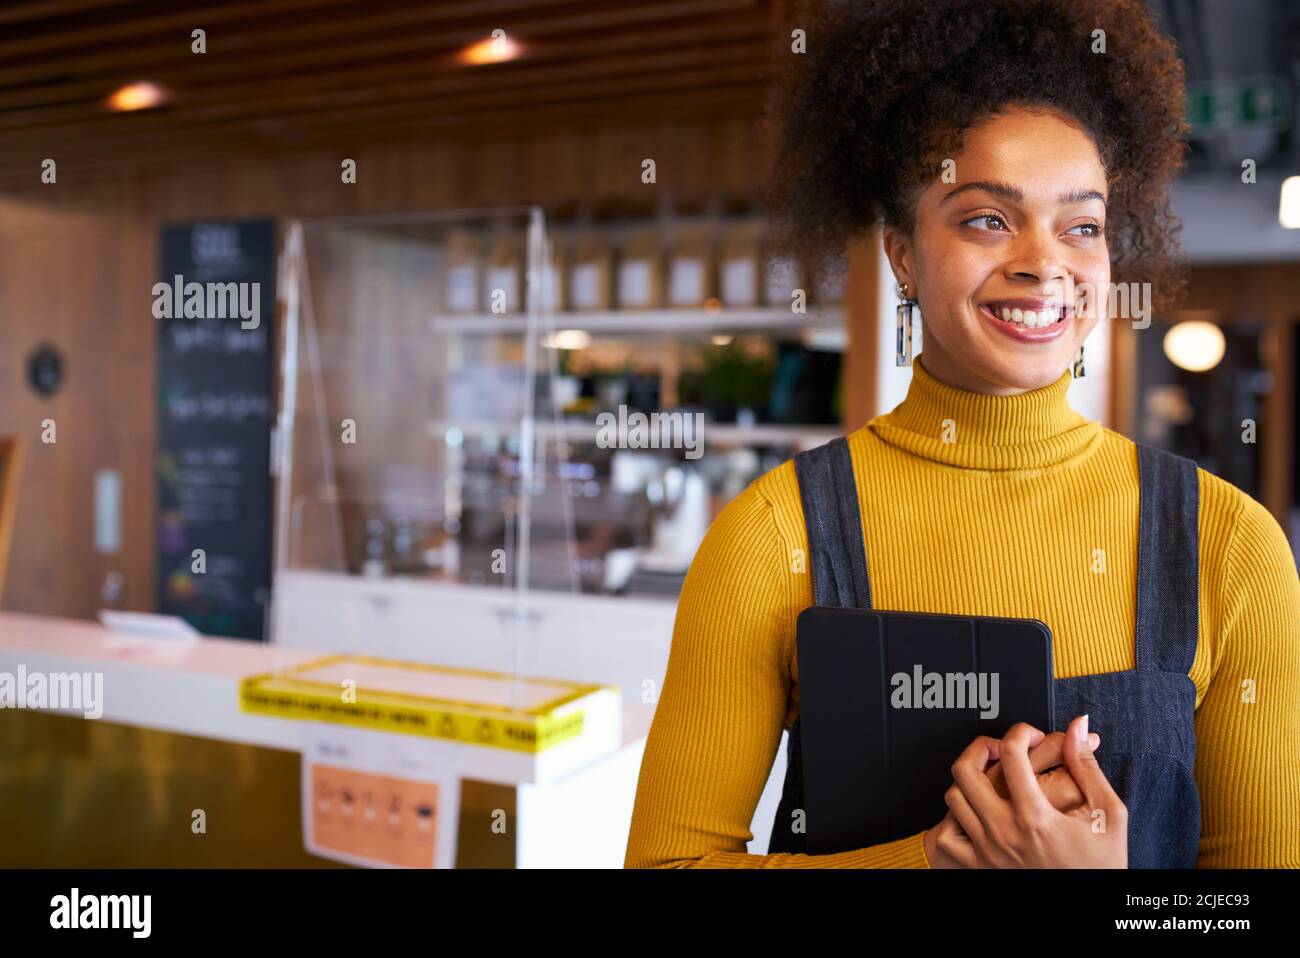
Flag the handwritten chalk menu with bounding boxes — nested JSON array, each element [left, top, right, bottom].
[[156, 220, 275, 641]]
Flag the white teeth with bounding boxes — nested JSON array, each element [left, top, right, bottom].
[[991, 305, 1064, 327]]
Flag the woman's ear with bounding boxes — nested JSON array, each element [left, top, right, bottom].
[[881, 225, 913, 293]]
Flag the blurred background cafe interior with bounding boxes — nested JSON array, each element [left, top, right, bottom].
[[0, 0, 1296, 868]]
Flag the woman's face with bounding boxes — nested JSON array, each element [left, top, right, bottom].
[[883, 106, 1110, 395]]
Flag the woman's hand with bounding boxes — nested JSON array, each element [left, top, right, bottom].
[[923, 724, 1100, 868], [986, 728, 1098, 810], [943, 716, 1128, 868]]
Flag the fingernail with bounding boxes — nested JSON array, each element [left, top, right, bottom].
[[1076, 714, 1089, 745]]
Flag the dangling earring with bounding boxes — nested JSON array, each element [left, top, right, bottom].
[[1071, 344, 1085, 378], [896, 281, 917, 366]]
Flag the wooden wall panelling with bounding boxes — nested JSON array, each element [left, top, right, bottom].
[[1107, 315, 1138, 439], [842, 231, 881, 431], [0, 438, 25, 596], [0, 184, 154, 617], [1261, 315, 1296, 529]]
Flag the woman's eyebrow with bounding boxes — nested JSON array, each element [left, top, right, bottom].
[[1059, 188, 1107, 206], [942, 181, 1107, 206], [943, 180, 1022, 204]]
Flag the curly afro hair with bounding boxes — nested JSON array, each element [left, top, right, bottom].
[[764, 0, 1189, 307]]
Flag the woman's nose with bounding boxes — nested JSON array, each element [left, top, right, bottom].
[[1006, 225, 1068, 285]]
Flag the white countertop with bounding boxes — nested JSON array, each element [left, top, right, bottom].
[[0, 610, 642, 784], [0, 611, 320, 750]]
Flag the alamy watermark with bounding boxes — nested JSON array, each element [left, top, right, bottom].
[[595, 405, 704, 460], [891, 665, 1000, 719], [151, 274, 261, 329], [50, 888, 150, 938], [1042, 276, 1153, 329], [0, 665, 103, 719]]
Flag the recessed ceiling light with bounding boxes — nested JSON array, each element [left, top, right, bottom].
[[459, 34, 522, 66], [1280, 175, 1300, 229], [1163, 320, 1225, 372], [544, 329, 590, 350], [107, 81, 167, 112]]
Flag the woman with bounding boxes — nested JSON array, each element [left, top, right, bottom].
[[625, 0, 1300, 868]]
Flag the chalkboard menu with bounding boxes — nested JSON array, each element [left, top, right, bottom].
[[156, 220, 276, 641]]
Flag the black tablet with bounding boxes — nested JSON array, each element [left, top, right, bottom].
[[795, 606, 1055, 854]]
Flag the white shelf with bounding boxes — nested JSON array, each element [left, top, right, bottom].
[[428, 305, 844, 336], [428, 419, 839, 449]]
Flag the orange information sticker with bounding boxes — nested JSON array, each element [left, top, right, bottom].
[[310, 763, 440, 869]]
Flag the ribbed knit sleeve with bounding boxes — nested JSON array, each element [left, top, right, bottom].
[[623, 478, 932, 868], [1193, 482, 1300, 867]]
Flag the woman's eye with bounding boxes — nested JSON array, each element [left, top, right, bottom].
[[1067, 222, 1104, 237], [964, 214, 1008, 232]]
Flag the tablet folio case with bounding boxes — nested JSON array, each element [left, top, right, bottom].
[[795, 606, 1055, 854]]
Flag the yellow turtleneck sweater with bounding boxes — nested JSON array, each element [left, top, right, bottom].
[[624, 354, 1300, 868]]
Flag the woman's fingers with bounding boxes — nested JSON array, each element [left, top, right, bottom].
[[1062, 715, 1125, 816], [1036, 766, 1087, 811], [950, 732, 1023, 834], [944, 779, 990, 858], [988, 730, 1099, 805], [1027, 730, 1098, 773], [934, 813, 979, 868], [993, 723, 1057, 822]]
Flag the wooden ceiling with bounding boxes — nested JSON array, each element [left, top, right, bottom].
[[0, 0, 785, 188]]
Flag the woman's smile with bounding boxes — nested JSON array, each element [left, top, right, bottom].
[[977, 298, 1073, 343]]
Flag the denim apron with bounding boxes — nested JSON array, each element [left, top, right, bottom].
[[767, 437, 1201, 867]]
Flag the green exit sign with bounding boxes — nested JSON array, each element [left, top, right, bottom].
[[1186, 77, 1292, 135]]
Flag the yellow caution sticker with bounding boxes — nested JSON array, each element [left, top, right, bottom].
[[239, 655, 599, 753]]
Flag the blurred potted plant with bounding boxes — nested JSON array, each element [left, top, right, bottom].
[[678, 338, 774, 423]]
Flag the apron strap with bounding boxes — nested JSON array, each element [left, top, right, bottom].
[[1134, 441, 1200, 674], [793, 436, 873, 610], [770, 436, 871, 855]]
